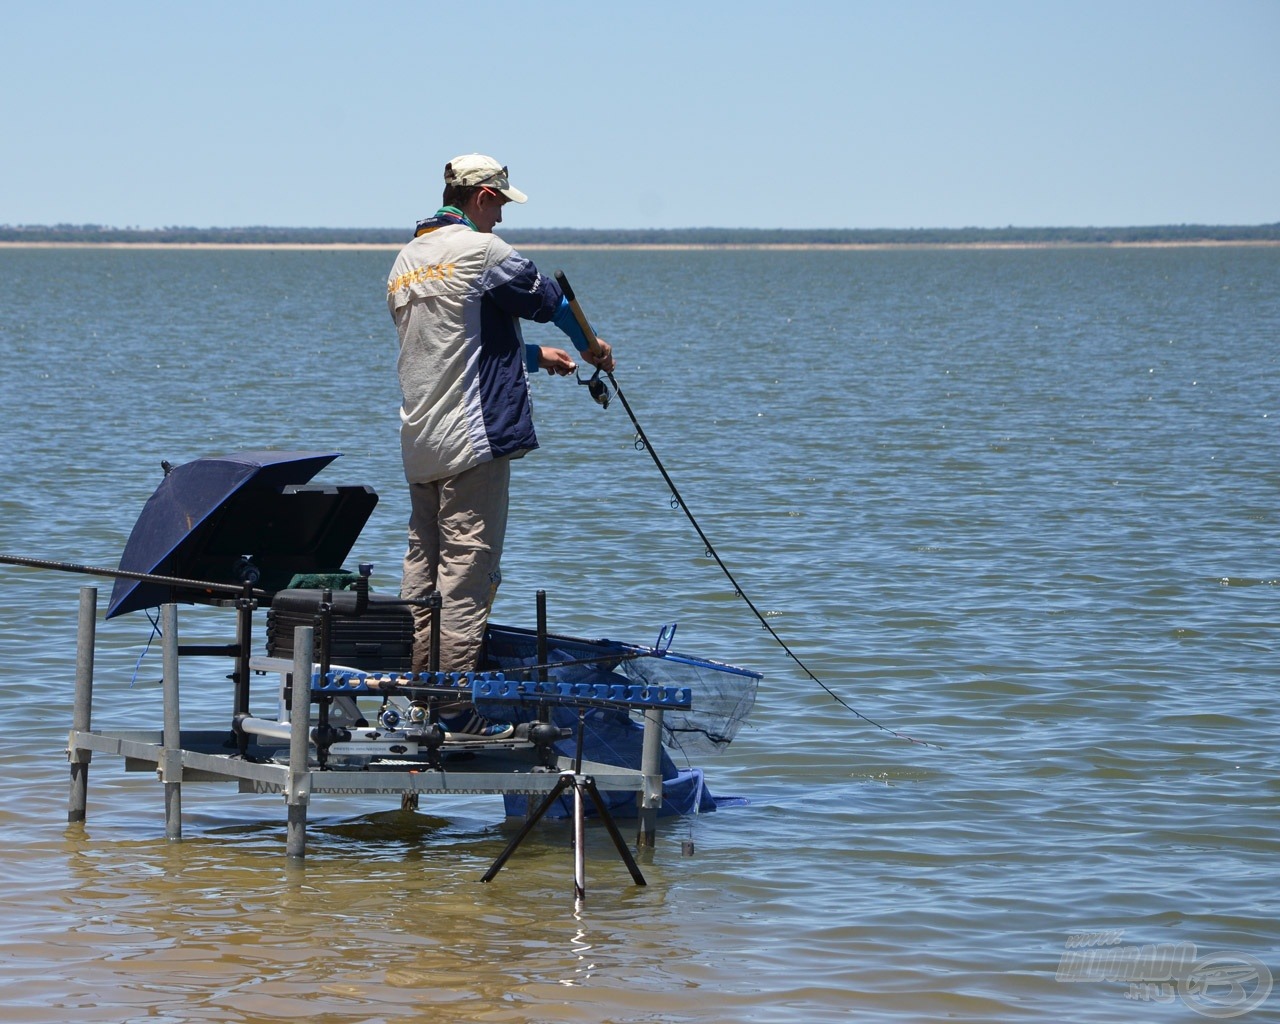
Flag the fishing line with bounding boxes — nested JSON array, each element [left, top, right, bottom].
[[128, 606, 163, 687], [602, 372, 935, 749], [558, 271, 934, 747]]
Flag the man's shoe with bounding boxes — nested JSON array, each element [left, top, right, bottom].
[[440, 708, 515, 742]]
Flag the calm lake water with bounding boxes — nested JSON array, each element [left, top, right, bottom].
[[0, 244, 1277, 1023]]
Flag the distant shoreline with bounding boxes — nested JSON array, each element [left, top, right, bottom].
[[5, 222, 1277, 249], [3, 240, 1278, 252]]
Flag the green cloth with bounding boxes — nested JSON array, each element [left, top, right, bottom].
[[287, 572, 360, 591]]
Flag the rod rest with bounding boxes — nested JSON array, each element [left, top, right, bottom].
[[311, 669, 693, 711]]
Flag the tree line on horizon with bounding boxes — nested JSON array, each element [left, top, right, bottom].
[[2, 223, 1278, 245]]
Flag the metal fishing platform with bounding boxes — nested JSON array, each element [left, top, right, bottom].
[[65, 593, 678, 894], [27, 450, 760, 898]]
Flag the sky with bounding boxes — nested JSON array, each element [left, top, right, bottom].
[[1, 1, 1276, 231]]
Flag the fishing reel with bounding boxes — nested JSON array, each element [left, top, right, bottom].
[[576, 367, 611, 409], [233, 554, 261, 585]]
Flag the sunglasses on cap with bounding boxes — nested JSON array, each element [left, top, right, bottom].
[[475, 166, 511, 187]]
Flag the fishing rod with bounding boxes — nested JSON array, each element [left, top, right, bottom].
[[0, 553, 658, 671], [554, 271, 934, 749], [0, 552, 269, 602]]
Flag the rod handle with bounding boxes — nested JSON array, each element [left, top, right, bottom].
[[554, 270, 605, 360]]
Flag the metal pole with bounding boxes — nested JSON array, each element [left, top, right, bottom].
[[286, 626, 314, 859], [160, 603, 182, 840], [532, 589, 550, 820], [572, 706, 587, 900], [536, 590, 548, 683], [573, 778, 586, 902], [637, 708, 664, 848], [428, 591, 442, 673], [233, 596, 254, 756], [68, 586, 97, 822]]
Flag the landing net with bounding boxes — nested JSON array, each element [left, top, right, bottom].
[[483, 625, 760, 757]]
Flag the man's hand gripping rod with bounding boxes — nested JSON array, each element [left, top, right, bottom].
[[556, 270, 613, 407]]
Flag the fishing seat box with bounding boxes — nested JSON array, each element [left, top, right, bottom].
[[266, 589, 416, 673]]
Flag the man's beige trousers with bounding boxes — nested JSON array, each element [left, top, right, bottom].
[[402, 457, 510, 673]]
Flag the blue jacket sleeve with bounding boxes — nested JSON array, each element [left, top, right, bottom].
[[552, 296, 591, 354]]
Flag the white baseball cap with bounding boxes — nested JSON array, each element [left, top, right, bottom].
[[443, 154, 528, 203]]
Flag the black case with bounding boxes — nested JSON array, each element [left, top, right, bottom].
[[266, 589, 416, 672]]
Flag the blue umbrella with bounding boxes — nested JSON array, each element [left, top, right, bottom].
[[106, 450, 374, 618]]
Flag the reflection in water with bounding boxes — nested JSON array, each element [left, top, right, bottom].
[[564, 913, 596, 987]]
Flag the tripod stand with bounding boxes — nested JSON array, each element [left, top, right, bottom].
[[481, 707, 647, 900]]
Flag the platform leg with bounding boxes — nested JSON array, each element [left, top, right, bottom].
[[160, 604, 182, 841], [68, 586, 97, 823], [286, 803, 307, 858], [286, 627, 314, 859], [637, 708, 664, 848], [573, 778, 587, 901], [233, 599, 253, 756]]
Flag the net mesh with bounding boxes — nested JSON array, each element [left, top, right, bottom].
[[481, 625, 760, 757]]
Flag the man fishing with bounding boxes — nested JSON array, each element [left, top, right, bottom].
[[386, 153, 614, 739]]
